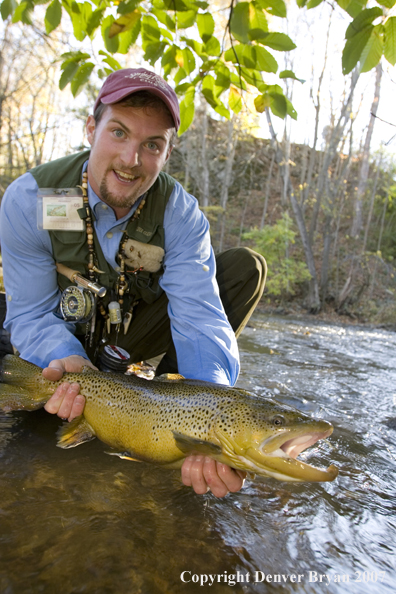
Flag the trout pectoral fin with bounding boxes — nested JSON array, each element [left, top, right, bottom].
[[172, 432, 223, 457], [155, 373, 185, 382], [105, 451, 143, 462], [56, 415, 96, 449]]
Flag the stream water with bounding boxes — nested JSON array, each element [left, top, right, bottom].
[[0, 314, 395, 594]]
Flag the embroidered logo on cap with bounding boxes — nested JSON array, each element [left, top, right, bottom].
[[125, 72, 169, 91]]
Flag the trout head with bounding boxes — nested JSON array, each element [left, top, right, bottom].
[[213, 396, 338, 482]]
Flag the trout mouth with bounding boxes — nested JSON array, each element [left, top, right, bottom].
[[242, 427, 339, 482]]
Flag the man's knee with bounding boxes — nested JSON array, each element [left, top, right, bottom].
[[216, 247, 266, 288]]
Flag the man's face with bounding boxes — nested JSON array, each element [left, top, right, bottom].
[[86, 103, 174, 217]]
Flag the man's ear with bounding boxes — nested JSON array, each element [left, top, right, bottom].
[[86, 115, 96, 145]]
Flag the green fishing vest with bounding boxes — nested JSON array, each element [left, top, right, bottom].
[[30, 151, 175, 332]]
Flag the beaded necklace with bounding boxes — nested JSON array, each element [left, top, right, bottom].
[[80, 171, 146, 340]]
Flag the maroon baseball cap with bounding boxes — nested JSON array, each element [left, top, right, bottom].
[[94, 67, 180, 130]]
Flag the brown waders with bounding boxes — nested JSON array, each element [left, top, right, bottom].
[[115, 247, 267, 374]]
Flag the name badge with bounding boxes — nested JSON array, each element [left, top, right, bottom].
[[37, 188, 84, 231]]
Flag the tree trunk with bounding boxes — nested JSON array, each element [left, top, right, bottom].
[[309, 69, 359, 244], [265, 108, 320, 311], [351, 64, 382, 238], [200, 105, 210, 208], [218, 117, 236, 252]]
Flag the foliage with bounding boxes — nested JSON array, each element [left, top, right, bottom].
[[1, 0, 395, 134], [243, 212, 312, 297]]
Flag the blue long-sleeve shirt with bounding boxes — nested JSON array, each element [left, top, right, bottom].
[[0, 167, 239, 385]]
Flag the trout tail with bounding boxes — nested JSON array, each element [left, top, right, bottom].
[[0, 354, 52, 412]]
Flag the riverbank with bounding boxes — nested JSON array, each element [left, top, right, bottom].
[[254, 300, 396, 331]]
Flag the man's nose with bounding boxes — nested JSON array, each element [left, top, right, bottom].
[[120, 142, 141, 168]]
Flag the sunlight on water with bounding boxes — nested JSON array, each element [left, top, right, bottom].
[[1, 314, 395, 593]]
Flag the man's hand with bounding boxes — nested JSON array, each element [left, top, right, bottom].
[[43, 355, 97, 422], [181, 455, 247, 498]]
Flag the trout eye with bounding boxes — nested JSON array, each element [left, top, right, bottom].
[[271, 415, 285, 426]]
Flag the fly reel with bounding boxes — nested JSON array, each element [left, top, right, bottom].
[[60, 286, 95, 323]]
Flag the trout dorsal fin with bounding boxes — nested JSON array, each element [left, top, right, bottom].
[[56, 415, 96, 449], [172, 432, 222, 456]]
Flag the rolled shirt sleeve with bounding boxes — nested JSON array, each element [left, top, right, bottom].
[[0, 173, 88, 367], [161, 182, 240, 385]]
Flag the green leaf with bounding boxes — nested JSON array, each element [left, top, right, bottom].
[[342, 25, 373, 74], [196, 12, 214, 43], [240, 67, 263, 89], [214, 102, 230, 119], [269, 92, 287, 118], [86, 7, 105, 37], [259, 32, 296, 51], [174, 67, 187, 84], [384, 17, 396, 65], [99, 50, 122, 71], [230, 72, 247, 91], [102, 15, 119, 53], [161, 45, 178, 75], [176, 47, 195, 74], [345, 7, 383, 40], [141, 14, 161, 41], [360, 24, 383, 72], [201, 74, 219, 107], [229, 85, 242, 114], [163, 0, 193, 10], [182, 37, 203, 55], [256, 0, 287, 18], [12, 1, 34, 25], [285, 97, 297, 120], [376, 0, 395, 7], [255, 45, 278, 72], [109, 10, 140, 38], [279, 69, 305, 82], [176, 9, 197, 29], [336, 0, 367, 19], [70, 62, 95, 96], [203, 35, 221, 56], [45, 0, 62, 34], [214, 63, 231, 89], [144, 41, 168, 64], [1, 0, 17, 20], [60, 50, 91, 64], [59, 61, 80, 90], [230, 2, 251, 43], [306, 0, 323, 8], [151, 7, 176, 31], [117, 0, 140, 15], [248, 3, 269, 41], [118, 21, 141, 53], [179, 98, 195, 135], [254, 92, 271, 112]]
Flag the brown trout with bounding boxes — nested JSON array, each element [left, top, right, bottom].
[[0, 355, 338, 482]]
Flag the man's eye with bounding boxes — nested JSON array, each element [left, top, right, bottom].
[[114, 129, 124, 138], [147, 142, 158, 150]]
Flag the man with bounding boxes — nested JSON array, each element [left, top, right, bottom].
[[0, 68, 266, 497]]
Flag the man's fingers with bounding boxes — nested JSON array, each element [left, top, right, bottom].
[[44, 382, 85, 421], [202, 458, 229, 498], [215, 463, 247, 493], [68, 394, 85, 422], [181, 455, 247, 498], [42, 363, 65, 382], [44, 382, 70, 414], [57, 383, 82, 419]]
